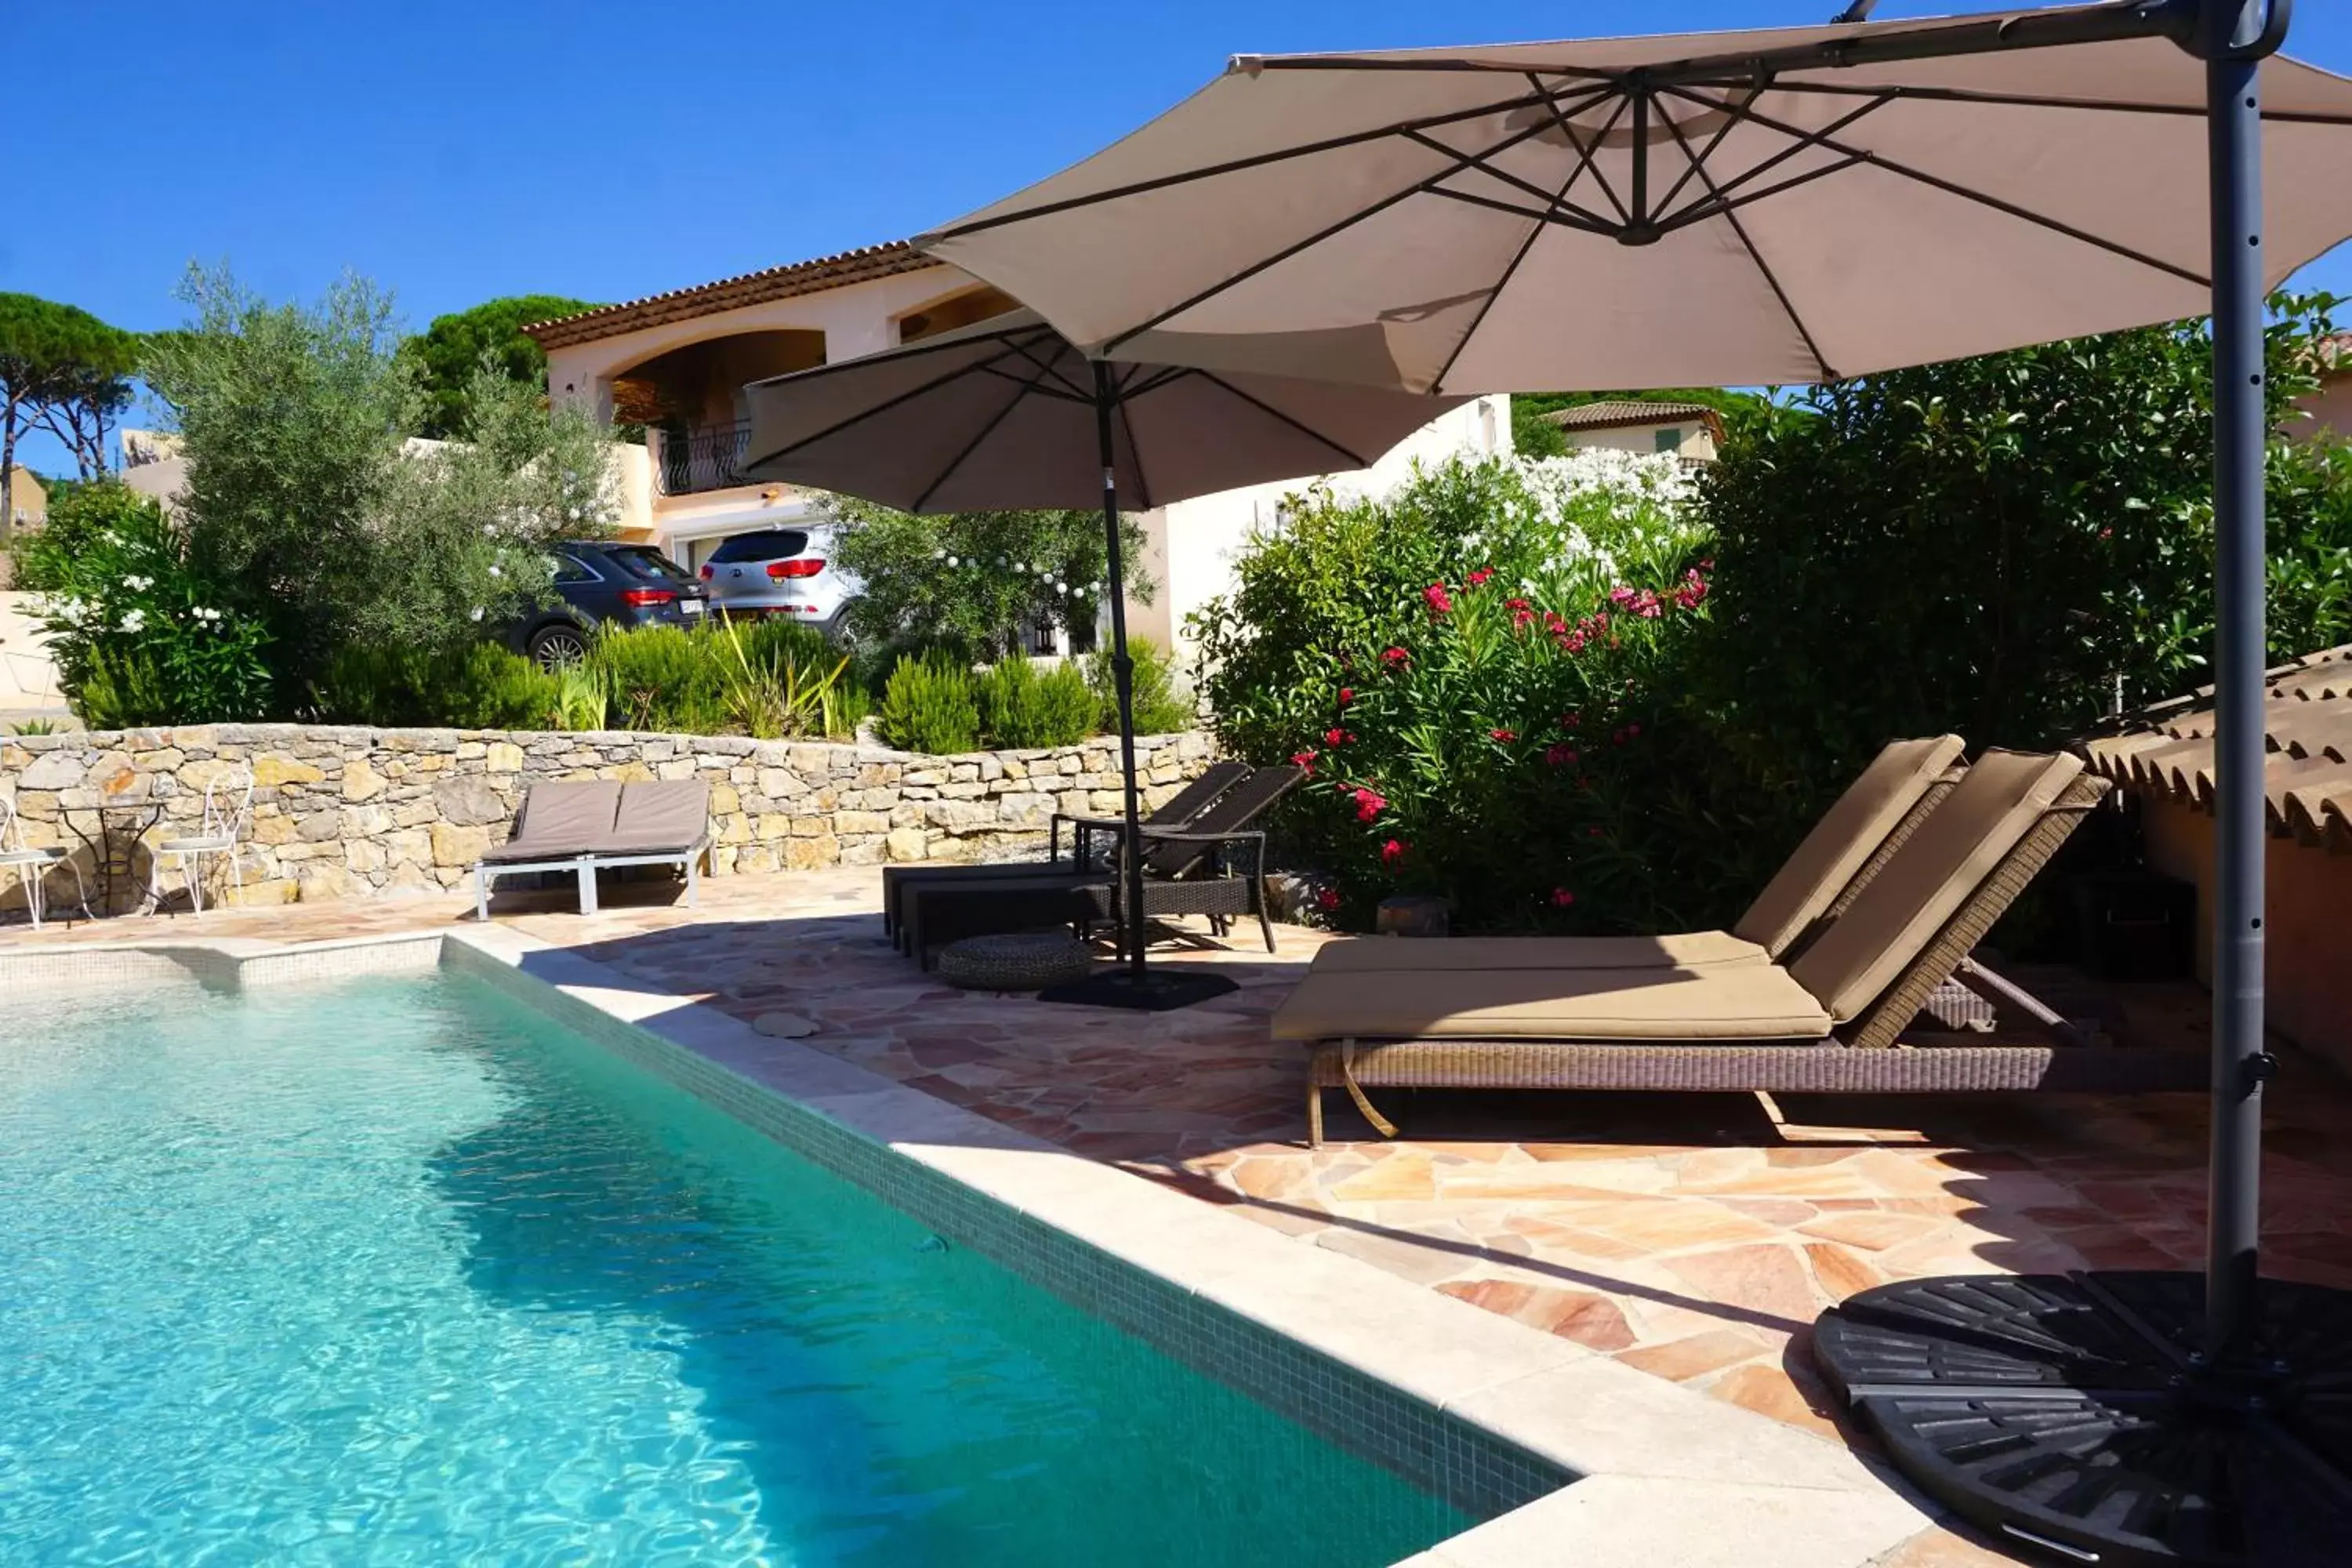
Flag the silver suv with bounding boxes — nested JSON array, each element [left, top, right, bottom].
[[697, 527, 859, 635]]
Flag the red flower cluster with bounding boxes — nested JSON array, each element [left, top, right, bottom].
[[1423, 581, 1454, 615], [1551, 887, 1577, 908], [1338, 686, 1355, 707], [1490, 728, 1516, 743], [1290, 748, 1319, 775], [1507, 596, 1535, 629], [1381, 646, 1410, 670], [1671, 567, 1709, 611], [1544, 744, 1578, 767], [1316, 886, 1342, 913], [1324, 727, 1355, 747], [1351, 786, 1388, 823], [1381, 837, 1406, 867], [1465, 567, 1494, 588]]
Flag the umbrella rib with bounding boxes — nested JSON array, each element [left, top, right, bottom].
[[1428, 114, 1609, 395], [1658, 153, 1873, 234], [1525, 74, 1633, 225], [1192, 371, 1374, 470], [1401, 127, 1620, 234], [1709, 76, 2352, 127], [931, 85, 1570, 241], [1100, 108, 1585, 358], [1112, 390, 1153, 510], [975, 364, 1094, 403], [1659, 83, 2209, 288], [1654, 89, 1893, 227], [910, 357, 1062, 513], [740, 332, 1060, 470], [1422, 183, 1617, 237], [1657, 98, 1837, 382]]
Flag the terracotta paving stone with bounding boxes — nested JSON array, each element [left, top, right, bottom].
[[15, 858, 2349, 1533], [1872, 1525, 2038, 1566], [1613, 1327, 1773, 1382]]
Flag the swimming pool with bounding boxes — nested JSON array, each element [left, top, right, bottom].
[[0, 970, 1469, 1566]]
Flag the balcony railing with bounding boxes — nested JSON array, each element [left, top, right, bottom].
[[655, 419, 757, 496]]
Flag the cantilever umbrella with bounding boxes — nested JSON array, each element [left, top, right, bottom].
[[739, 309, 1466, 1011], [920, 2, 2352, 1561]]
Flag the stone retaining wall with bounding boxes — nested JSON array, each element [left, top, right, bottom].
[[0, 724, 1212, 909]]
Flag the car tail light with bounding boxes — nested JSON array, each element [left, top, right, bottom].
[[766, 557, 825, 579], [620, 588, 677, 608], [699, 564, 713, 579]]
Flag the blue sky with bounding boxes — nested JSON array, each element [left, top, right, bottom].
[[12, 0, 2352, 472]]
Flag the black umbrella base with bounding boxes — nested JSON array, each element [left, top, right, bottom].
[[1813, 1272, 2352, 1566], [1036, 966, 1240, 1011]]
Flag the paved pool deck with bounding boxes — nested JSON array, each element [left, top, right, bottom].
[[14, 866, 2352, 1567]]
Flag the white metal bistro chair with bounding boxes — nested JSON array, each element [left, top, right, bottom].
[[151, 767, 253, 916], [1, 793, 86, 929]]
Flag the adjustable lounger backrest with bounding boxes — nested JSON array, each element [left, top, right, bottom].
[[1787, 750, 2085, 1025], [1730, 735, 1967, 959], [1147, 760, 1251, 828], [608, 781, 713, 852], [506, 780, 625, 853], [1141, 764, 1305, 879]]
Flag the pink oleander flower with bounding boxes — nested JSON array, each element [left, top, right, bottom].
[[1562, 710, 1581, 729], [1545, 744, 1578, 767], [1424, 582, 1454, 615], [1466, 568, 1494, 587], [1290, 748, 1319, 775], [1324, 727, 1355, 747], [1352, 787, 1388, 823], [1490, 728, 1516, 742], [1316, 886, 1342, 912], [1551, 887, 1577, 908], [1381, 838, 1406, 867], [1382, 646, 1410, 669], [1633, 590, 1663, 619], [1338, 686, 1355, 707], [1607, 585, 1637, 607]]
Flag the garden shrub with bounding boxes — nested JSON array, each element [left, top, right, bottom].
[[877, 652, 982, 754], [314, 643, 559, 730], [976, 657, 1097, 749], [589, 623, 726, 735], [31, 488, 274, 727], [1086, 637, 1194, 735], [1192, 452, 1723, 933], [713, 617, 856, 740], [1694, 290, 2352, 860]]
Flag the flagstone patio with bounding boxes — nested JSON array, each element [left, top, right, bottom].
[[15, 866, 2352, 1568]]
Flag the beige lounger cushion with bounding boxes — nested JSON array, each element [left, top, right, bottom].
[[481, 781, 625, 863], [1730, 734, 1965, 955], [1788, 749, 2083, 1022], [1270, 965, 1832, 1043], [1308, 931, 1767, 974], [607, 780, 713, 852]]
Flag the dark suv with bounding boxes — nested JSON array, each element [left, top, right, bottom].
[[510, 542, 710, 669]]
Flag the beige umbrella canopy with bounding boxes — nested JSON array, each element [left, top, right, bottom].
[[738, 309, 1466, 511], [922, 5, 2352, 394]]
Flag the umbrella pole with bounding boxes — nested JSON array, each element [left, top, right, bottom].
[[1093, 361, 1152, 981], [1034, 365, 1239, 1012], [2200, 5, 2271, 1363]]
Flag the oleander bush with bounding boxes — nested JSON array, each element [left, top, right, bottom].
[[877, 650, 982, 754], [976, 655, 1098, 749]]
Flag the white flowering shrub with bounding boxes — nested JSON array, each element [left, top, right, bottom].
[[30, 486, 274, 727]]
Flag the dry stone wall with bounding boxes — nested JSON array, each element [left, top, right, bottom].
[[0, 724, 1211, 910]]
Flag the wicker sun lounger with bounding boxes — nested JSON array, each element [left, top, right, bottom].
[[473, 779, 712, 919], [1309, 735, 1966, 977], [1274, 751, 2208, 1145], [880, 759, 1251, 942]]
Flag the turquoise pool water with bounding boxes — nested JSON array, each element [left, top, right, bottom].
[[0, 971, 1467, 1566]]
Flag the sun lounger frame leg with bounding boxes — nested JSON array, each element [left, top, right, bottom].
[[685, 848, 700, 909], [575, 855, 598, 916], [476, 865, 492, 922]]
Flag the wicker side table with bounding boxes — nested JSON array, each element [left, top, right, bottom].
[[935, 932, 1098, 993]]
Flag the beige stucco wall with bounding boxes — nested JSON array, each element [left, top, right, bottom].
[[1565, 422, 1717, 461], [2140, 792, 2352, 1079], [0, 592, 63, 711], [2292, 371, 2352, 441]]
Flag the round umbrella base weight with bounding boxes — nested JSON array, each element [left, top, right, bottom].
[[1813, 1271, 2352, 1566], [1035, 967, 1240, 1011]]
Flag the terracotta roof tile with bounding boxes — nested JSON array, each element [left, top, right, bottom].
[[1540, 399, 1722, 433], [2081, 644, 2352, 852], [520, 241, 942, 350]]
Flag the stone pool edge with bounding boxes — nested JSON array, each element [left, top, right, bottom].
[[8, 930, 1936, 1568]]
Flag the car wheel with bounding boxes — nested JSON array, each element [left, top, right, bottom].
[[529, 624, 590, 670]]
